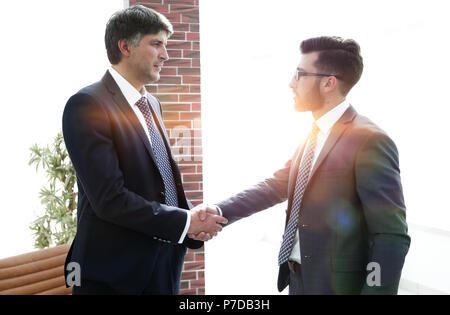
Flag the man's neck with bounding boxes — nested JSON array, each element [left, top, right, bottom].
[[111, 64, 145, 95], [311, 97, 346, 121]]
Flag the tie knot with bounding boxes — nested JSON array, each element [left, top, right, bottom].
[[135, 96, 148, 109], [311, 122, 320, 137]]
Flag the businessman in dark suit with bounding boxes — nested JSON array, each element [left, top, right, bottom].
[[62, 6, 227, 295], [191, 36, 410, 294]]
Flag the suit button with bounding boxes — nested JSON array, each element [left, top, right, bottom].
[[301, 224, 309, 228], [303, 255, 311, 259]]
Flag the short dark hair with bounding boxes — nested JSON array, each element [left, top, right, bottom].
[[300, 36, 363, 95], [105, 5, 173, 64]]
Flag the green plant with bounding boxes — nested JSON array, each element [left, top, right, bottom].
[[29, 132, 77, 249]]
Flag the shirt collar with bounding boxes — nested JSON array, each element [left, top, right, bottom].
[[315, 100, 350, 135], [108, 67, 148, 107]]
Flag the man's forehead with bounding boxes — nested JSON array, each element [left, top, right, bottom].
[[143, 31, 168, 42], [298, 52, 319, 69]]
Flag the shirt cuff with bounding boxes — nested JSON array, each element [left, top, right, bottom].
[[178, 210, 191, 244], [215, 205, 223, 217]]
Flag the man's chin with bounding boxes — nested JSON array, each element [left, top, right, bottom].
[[145, 73, 160, 84], [294, 102, 309, 112]]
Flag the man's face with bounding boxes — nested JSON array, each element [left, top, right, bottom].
[[128, 31, 169, 84], [289, 52, 325, 113]]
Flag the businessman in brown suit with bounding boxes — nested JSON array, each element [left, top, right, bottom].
[[191, 36, 410, 294]]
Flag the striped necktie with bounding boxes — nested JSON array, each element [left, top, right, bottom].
[[135, 96, 178, 207], [278, 123, 320, 265]]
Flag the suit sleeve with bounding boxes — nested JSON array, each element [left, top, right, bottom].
[[216, 158, 291, 225], [355, 132, 411, 294], [62, 93, 192, 245]]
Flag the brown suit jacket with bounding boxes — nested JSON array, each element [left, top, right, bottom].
[[217, 105, 410, 294]]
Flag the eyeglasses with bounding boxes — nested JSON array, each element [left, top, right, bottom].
[[295, 69, 342, 81]]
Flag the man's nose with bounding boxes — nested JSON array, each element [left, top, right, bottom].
[[160, 45, 169, 61], [289, 77, 297, 89]]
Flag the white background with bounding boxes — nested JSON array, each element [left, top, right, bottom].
[[0, 0, 449, 294]]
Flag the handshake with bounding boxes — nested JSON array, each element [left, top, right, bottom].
[[187, 204, 228, 242]]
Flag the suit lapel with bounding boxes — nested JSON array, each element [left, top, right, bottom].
[[146, 93, 187, 204], [101, 71, 158, 165], [147, 95, 172, 152], [286, 106, 358, 219], [309, 105, 357, 180], [146, 95, 182, 174]]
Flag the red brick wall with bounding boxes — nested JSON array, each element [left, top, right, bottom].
[[128, 0, 204, 295]]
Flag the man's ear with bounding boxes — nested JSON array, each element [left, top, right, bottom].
[[117, 39, 131, 58], [323, 76, 338, 92]]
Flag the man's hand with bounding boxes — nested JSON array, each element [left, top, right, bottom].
[[188, 204, 226, 241]]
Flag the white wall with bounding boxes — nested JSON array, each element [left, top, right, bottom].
[[0, 0, 124, 259], [201, 0, 450, 294]]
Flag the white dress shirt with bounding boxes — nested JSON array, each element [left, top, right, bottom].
[[289, 100, 350, 264], [109, 67, 191, 244]]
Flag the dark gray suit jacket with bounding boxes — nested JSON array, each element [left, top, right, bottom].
[[217, 105, 410, 295], [63, 71, 202, 294]]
